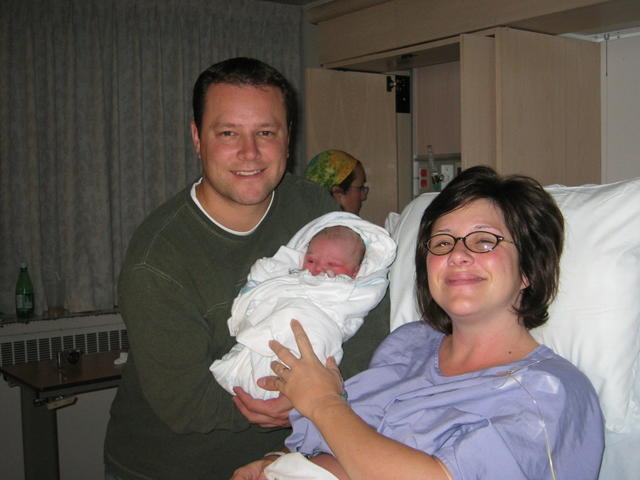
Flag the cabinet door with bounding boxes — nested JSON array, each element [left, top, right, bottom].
[[460, 34, 496, 170], [495, 28, 600, 185], [413, 61, 461, 157], [305, 68, 399, 226]]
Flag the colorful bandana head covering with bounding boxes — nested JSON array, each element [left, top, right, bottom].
[[305, 150, 358, 189]]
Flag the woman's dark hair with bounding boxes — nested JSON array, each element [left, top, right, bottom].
[[415, 166, 564, 333], [192, 57, 296, 134]]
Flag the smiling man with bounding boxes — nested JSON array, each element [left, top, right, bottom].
[[191, 81, 289, 230], [103, 58, 390, 480]]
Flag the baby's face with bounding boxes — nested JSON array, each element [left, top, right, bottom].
[[302, 235, 361, 279]]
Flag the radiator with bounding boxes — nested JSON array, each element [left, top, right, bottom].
[[0, 313, 127, 367]]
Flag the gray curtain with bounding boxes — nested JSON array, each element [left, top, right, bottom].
[[0, 0, 303, 315]]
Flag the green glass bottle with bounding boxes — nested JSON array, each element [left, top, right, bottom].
[[15, 263, 34, 318]]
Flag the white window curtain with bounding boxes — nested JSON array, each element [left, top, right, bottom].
[[0, 0, 303, 316]]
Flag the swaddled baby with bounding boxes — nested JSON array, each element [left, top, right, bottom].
[[210, 211, 396, 399]]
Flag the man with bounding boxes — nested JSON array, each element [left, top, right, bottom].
[[104, 57, 389, 479]]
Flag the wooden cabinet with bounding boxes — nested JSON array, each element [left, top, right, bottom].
[[304, 27, 600, 227], [309, 0, 639, 68], [308, 27, 600, 190], [414, 28, 600, 186]]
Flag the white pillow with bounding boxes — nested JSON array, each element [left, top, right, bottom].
[[389, 192, 437, 331], [389, 177, 640, 433]]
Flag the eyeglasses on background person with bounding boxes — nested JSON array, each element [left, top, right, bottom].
[[348, 185, 369, 197]]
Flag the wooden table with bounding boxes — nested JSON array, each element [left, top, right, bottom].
[[0, 350, 124, 480]]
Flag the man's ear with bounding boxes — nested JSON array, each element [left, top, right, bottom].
[[190, 121, 201, 158], [330, 186, 343, 200], [286, 122, 292, 154], [520, 274, 530, 290]]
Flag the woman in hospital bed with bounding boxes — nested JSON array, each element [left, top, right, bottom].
[[232, 166, 605, 480]]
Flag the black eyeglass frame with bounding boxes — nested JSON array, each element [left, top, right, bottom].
[[424, 231, 514, 256]]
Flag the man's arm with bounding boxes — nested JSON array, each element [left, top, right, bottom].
[[120, 265, 249, 433]]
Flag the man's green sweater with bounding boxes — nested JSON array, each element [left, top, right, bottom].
[[104, 173, 390, 479]]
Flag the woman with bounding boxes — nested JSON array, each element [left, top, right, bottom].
[[233, 166, 604, 480], [305, 149, 369, 215]]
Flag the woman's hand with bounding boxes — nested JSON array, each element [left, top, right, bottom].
[[269, 319, 346, 421]]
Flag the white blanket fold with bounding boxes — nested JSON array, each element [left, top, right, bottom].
[[264, 452, 339, 480]]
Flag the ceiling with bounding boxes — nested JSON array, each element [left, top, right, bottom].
[[260, 0, 318, 5]]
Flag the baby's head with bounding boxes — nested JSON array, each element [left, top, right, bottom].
[[301, 225, 365, 279]]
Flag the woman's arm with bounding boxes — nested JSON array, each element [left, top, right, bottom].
[[269, 319, 451, 480], [309, 454, 351, 479]]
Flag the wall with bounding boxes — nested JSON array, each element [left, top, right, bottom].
[[602, 33, 640, 182]]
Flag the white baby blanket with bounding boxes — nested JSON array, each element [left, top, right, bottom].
[[210, 211, 397, 399], [264, 452, 339, 480]]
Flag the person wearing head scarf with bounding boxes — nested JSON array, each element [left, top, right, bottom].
[[305, 150, 369, 215]]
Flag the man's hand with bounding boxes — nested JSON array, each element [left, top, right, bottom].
[[232, 387, 292, 428], [230, 457, 274, 480]]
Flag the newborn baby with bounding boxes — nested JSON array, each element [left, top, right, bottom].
[[210, 211, 396, 399]]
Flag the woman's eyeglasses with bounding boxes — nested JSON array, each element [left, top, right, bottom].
[[425, 231, 514, 255], [347, 185, 369, 196]]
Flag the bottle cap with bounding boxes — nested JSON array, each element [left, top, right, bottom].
[[20, 262, 27, 268]]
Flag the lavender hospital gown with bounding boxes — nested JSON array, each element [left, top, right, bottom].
[[286, 321, 605, 479]]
